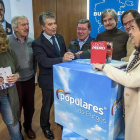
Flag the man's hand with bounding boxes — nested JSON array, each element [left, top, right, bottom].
[[75, 51, 83, 55], [6, 74, 19, 84], [62, 52, 74, 62], [93, 64, 104, 71]]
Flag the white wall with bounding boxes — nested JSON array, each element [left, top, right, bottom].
[[10, 0, 34, 39]]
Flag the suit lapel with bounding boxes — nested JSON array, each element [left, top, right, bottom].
[[41, 33, 60, 57]]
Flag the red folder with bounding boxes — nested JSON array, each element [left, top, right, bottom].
[[90, 41, 107, 64]]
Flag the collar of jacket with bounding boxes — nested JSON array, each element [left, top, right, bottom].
[[74, 36, 95, 46]]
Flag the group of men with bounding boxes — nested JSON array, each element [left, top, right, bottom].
[[0, 0, 139, 139]]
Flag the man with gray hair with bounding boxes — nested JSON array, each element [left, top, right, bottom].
[[32, 11, 74, 139], [8, 15, 37, 139], [96, 9, 129, 60], [68, 19, 95, 59]]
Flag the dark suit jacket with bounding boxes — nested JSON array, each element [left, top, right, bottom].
[[32, 33, 66, 90], [6, 21, 13, 35], [0, 83, 10, 90]]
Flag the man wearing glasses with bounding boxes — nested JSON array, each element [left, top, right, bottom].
[[96, 9, 129, 60], [68, 19, 95, 59], [121, 9, 139, 61]]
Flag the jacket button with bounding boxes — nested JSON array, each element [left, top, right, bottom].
[[125, 105, 129, 107], [125, 93, 129, 96]]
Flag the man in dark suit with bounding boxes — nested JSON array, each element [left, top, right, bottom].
[[32, 11, 74, 139], [68, 19, 95, 59], [0, 0, 12, 35]]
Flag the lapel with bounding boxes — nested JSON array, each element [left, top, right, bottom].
[[41, 33, 60, 57]]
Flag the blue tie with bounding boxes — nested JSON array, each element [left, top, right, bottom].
[[51, 36, 60, 55]]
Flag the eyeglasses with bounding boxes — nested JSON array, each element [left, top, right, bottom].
[[123, 19, 134, 27], [77, 28, 88, 31]]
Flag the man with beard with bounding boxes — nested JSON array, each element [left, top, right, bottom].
[[121, 9, 139, 61], [96, 9, 129, 60], [93, 14, 140, 140], [8, 16, 37, 139], [0, 0, 12, 35]]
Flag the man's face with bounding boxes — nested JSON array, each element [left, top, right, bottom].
[[77, 23, 91, 41], [129, 22, 140, 47], [0, 77, 4, 85], [15, 18, 29, 38], [0, 3, 4, 23], [122, 13, 135, 33], [42, 18, 57, 36], [103, 14, 117, 30]]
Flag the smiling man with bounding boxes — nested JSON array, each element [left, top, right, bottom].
[[68, 19, 95, 59], [96, 9, 129, 60], [93, 15, 140, 140], [121, 9, 139, 61], [0, 0, 12, 35], [8, 15, 37, 139], [32, 11, 74, 140]]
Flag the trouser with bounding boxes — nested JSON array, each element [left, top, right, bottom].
[[16, 76, 35, 131], [0, 94, 22, 140], [40, 89, 54, 131]]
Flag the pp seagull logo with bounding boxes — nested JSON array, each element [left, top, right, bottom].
[[111, 98, 122, 115], [56, 89, 70, 99]]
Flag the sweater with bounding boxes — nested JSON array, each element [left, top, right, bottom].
[[96, 27, 129, 60], [0, 48, 20, 125], [8, 35, 37, 81]]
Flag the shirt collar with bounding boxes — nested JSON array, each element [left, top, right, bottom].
[[77, 36, 89, 43], [13, 33, 27, 43], [43, 32, 55, 40], [1, 20, 6, 31]]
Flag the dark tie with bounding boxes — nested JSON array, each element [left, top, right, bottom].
[[51, 36, 60, 55]]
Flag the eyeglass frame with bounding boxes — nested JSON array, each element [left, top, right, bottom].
[[123, 19, 135, 27]]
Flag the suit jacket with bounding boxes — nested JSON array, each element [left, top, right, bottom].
[[103, 50, 140, 140], [6, 21, 13, 35], [32, 33, 66, 89], [0, 83, 10, 90]]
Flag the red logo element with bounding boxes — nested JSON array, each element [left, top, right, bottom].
[[56, 89, 70, 99], [111, 98, 122, 116], [111, 100, 118, 116]]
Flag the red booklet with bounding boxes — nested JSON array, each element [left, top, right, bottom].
[[90, 41, 107, 64], [106, 42, 113, 63]]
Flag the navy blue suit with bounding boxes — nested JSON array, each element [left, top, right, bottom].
[[6, 21, 13, 35], [32, 33, 66, 130]]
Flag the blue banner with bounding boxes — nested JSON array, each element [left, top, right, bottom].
[[89, 0, 139, 38]]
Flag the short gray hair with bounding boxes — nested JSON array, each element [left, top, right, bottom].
[[39, 11, 56, 26], [101, 9, 118, 24], [11, 15, 28, 31], [77, 19, 91, 29]]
